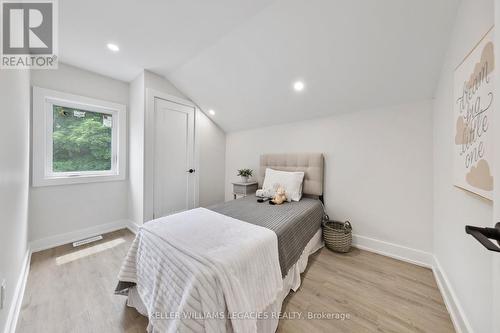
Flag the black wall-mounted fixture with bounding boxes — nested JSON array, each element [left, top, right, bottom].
[[465, 222, 500, 252]]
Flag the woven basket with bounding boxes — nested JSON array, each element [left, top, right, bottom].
[[323, 220, 352, 253]]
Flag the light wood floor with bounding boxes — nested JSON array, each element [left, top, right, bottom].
[[17, 229, 454, 333]]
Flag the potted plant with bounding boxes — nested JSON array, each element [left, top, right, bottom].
[[237, 169, 253, 183]]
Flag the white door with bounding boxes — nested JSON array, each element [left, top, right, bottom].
[[153, 98, 195, 219]]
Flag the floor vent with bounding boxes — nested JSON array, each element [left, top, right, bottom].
[[72, 235, 103, 247]]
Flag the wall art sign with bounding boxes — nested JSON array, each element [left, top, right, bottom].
[[454, 27, 495, 200]]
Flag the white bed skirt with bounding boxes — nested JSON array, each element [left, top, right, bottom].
[[126, 228, 324, 333]]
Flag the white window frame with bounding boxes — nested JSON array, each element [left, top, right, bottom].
[[32, 87, 127, 186]]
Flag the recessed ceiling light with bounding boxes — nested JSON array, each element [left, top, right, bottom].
[[208, 109, 215, 116], [293, 81, 305, 92], [107, 43, 119, 52]]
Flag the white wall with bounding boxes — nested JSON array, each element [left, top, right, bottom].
[[128, 73, 145, 226], [432, 0, 494, 332], [28, 64, 226, 240], [144, 70, 227, 211], [225, 101, 434, 254], [128, 70, 226, 224], [197, 112, 226, 207], [142, 71, 191, 222], [29, 63, 130, 243], [0, 70, 30, 332], [144, 70, 188, 99]]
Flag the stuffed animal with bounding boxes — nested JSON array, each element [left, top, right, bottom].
[[271, 186, 287, 205]]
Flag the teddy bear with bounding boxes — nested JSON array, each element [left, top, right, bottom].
[[270, 186, 287, 205]]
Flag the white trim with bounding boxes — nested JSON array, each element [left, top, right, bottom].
[[146, 90, 196, 108], [3, 249, 31, 333], [16, 225, 470, 333], [126, 220, 141, 234], [432, 256, 474, 333], [144, 89, 199, 221], [32, 87, 127, 187], [8, 220, 136, 332], [30, 219, 129, 253], [352, 234, 434, 268], [352, 233, 471, 333], [193, 108, 201, 209]]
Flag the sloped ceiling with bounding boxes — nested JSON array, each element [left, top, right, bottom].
[[59, 0, 273, 81], [59, 0, 459, 132]]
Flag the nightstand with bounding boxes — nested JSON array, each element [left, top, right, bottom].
[[232, 181, 258, 199]]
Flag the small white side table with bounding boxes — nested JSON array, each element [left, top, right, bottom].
[[232, 181, 258, 199]]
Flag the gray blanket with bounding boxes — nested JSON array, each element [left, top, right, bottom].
[[209, 196, 324, 277]]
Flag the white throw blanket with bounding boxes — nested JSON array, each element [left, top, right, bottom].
[[117, 208, 283, 333]]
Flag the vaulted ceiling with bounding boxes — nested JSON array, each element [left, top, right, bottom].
[[59, 0, 459, 132]]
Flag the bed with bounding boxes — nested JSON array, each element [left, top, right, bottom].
[[116, 153, 325, 333]]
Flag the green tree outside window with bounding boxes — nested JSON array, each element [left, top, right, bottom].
[[52, 105, 112, 172]]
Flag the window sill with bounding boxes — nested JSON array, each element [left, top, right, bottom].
[[32, 173, 126, 187]]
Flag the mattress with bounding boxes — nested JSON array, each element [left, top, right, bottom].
[[209, 195, 324, 277], [126, 228, 325, 333]]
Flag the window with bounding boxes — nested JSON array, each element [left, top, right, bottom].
[[33, 87, 126, 186]]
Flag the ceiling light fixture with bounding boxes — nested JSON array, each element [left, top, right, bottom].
[[107, 43, 120, 52], [293, 81, 305, 92], [208, 109, 215, 116]]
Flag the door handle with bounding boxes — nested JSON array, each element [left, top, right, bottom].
[[465, 222, 500, 252], [187, 169, 195, 173]]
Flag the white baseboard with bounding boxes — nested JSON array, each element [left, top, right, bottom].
[[126, 220, 140, 234], [432, 257, 473, 333], [30, 219, 129, 253], [351, 234, 471, 333], [352, 234, 434, 268], [7, 220, 137, 332], [3, 249, 31, 333], [24, 223, 470, 333]]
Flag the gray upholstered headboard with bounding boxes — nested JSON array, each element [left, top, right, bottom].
[[258, 153, 324, 197]]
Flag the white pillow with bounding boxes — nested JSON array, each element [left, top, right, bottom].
[[262, 168, 305, 202]]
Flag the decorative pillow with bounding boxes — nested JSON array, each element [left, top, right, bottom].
[[256, 188, 275, 198], [262, 168, 305, 202]]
